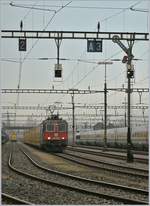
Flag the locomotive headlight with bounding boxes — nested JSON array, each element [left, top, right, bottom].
[[48, 137, 51, 140], [62, 137, 65, 140]]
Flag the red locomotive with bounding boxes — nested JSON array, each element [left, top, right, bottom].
[[24, 115, 68, 152]]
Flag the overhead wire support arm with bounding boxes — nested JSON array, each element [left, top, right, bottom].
[[2, 88, 104, 94], [2, 88, 149, 93], [2, 105, 148, 111], [112, 35, 129, 54], [107, 88, 149, 92], [55, 37, 62, 64], [1, 30, 149, 41]]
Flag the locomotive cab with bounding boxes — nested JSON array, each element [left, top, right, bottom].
[[42, 116, 68, 151], [23, 115, 68, 152]]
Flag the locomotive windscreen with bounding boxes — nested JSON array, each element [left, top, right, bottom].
[[59, 123, 67, 131], [47, 124, 53, 131], [45, 120, 68, 132]]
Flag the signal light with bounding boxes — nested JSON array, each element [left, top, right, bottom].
[[54, 64, 62, 78], [55, 69, 62, 78], [127, 70, 134, 78], [122, 55, 128, 63], [126, 63, 134, 78]]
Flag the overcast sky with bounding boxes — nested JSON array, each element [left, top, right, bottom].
[[1, 0, 149, 127]]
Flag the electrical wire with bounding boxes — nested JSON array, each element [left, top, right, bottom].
[[100, 0, 143, 22], [20, 1, 39, 21], [10, 2, 56, 12], [15, 0, 38, 109], [3, 0, 149, 1], [49, 48, 123, 106], [9, 3, 137, 10], [18, 1, 73, 114], [4, 0, 148, 118], [15, 1, 72, 108], [22, 1, 72, 63], [130, 7, 148, 12], [9, 0, 145, 97], [53, 0, 144, 92]]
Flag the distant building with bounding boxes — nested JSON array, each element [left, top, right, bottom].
[[93, 122, 104, 130], [93, 122, 115, 130]]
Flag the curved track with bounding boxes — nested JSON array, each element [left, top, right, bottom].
[[7, 144, 149, 205], [67, 146, 148, 164], [54, 152, 148, 179], [2, 193, 32, 205], [74, 145, 148, 155], [20, 148, 148, 197]]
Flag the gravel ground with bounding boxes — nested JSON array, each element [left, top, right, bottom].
[[10, 143, 148, 202], [57, 152, 147, 179], [21, 142, 148, 190], [65, 147, 148, 170], [2, 142, 126, 205]]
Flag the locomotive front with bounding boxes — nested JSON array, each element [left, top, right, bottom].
[[42, 115, 68, 152]]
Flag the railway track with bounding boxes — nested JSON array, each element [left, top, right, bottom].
[[55, 151, 148, 179], [67, 146, 148, 164], [7, 144, 149, 205], [73, 145, 148, 156], [2, 193, 32, 205], [20, 148, 148, 201]]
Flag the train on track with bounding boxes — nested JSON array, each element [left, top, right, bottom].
[[2, 129, 9, 144], [76, 126, 148, 151], [23, 115, 68, 152], [10, 132, 17, 142]]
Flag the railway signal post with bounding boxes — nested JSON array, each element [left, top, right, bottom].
[[72, 93, 75, 145], [54, 37, 62, 78], [97, 61, 113, 150], [69, 89, 78, 146], [112, 35, 134, 162]]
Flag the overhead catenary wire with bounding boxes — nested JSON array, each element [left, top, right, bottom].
[[8, 3, 141, 11], [10, 2, 56, 12], [18, 1, 73, 116], [50, 48, 123, 106], [100, 0, 143, 22], [19, 1, 39, 21], [15, 0, 38, 108], [7, 0, 145, 99], [14, 1, 72, 107], [61, 26, 148, 103], [21, 1, 72, 64], [0, 57, 145, 64], [55, 0, 144, 89], [2, 0, 148, 123], [44, 0, 146, 106], [55, 44, 148, 107], [2, 0, 149, 2], [130, 7, 148, 12], [130, 0, 148, 13]]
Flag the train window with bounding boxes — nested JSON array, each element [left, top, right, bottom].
[[76, 131, 80, 139], [47, 124, 53, 131], [43, 124, 46, 132], [59, 124, 66, 131]]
